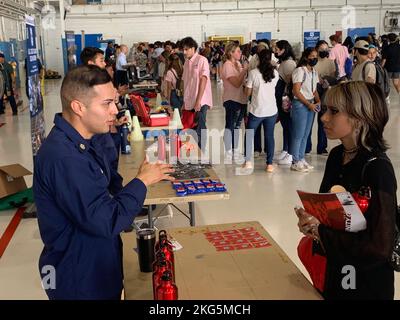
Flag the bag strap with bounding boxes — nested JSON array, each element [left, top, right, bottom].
[[361, 156, 400, 230]]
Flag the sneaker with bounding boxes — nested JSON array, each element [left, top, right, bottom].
[[301, 159, 314, 170], [274, 151, 288, 161], [224, 150, 233, 163], [278, 153, 293, 165], [233, 151, 245, 164], [265, 164, 274, 173], [235, 161, 253, 175], [291, 161, 309, 172], [254, 151, 261, 158]]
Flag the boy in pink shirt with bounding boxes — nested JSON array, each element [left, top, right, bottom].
[[329, 34, 349, 79], [181, 37, 213, 149]]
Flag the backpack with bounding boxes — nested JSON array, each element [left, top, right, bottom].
[[363, 61, 390, 98], [171, 69, 184, 97], [344, 57, 353, 79]]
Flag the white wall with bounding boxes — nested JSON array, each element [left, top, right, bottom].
[[42, 16, 65, 75], [64, 6, 396, 46]]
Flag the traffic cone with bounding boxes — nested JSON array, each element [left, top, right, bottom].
[[171, 108, 183, 128], [130, 116, 144, 141]]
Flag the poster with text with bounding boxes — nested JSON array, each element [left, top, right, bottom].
[[304, 31, 321, 49], [26, 15, 46, 158], [66, 31, 76, 70]]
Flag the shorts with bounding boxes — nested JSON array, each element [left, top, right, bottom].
[[388, 72, 400, 79]]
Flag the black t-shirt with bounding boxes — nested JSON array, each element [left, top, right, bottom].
[[317, 145, 398, 300], [382, 43, 400, 72]]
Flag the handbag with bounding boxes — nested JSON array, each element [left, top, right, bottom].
[[297, 236, 326, 292], [181, 109, 198, 129]]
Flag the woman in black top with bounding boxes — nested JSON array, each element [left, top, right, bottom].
[[296, 81, 398, 300]]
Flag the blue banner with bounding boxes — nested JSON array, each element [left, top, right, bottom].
[[347, 27, 375, 43], [304, 31, 321, 49], [256, 32, 271, 41], [26, 15, 46, 157]]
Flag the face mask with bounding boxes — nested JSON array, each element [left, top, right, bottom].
[[308, 58, 318, 66], [319, 51, 329, 59]]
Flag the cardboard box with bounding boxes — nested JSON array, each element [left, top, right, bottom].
[[0, 164, 32, 199], [122, 221, 322, 300]]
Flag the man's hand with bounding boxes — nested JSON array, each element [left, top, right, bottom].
[[115, 116, 128, 126], [194, 101, 202, 112], [136, 157, 175, 187], [118, 84, 129, 96]]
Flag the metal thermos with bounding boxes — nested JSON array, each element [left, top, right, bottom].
[[154, 230, 168, 253], [136, 228, 156, 272], [121, 123, 131, 154], [155, 270, 178, 300], [152, 256, 173, 299], [156, 238, 175, 278]]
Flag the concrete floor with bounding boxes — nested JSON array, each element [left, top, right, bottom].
[[0, 79, 399, 299]]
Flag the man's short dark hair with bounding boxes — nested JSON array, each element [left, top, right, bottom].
[[388, 33, 398, 43], [61, 65, 112, 111], [107, 41, 113, 45], [80, 47, 104, 65], [329, 35, 340, 43], [181, 37, 198, 50], [148, 44, 155, 49]]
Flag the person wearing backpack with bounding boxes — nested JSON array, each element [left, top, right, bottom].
[[164, 53, 184, 112], [296, 81, 398, 300], [289, 48, 321, 173], [351, 40, 376, 84]]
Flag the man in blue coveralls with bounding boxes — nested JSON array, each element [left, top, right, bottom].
[[33, 65, 175, 300]]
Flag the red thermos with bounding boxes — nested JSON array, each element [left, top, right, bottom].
[[152, 257, 173, 299], [155, 271, 178, 300], [156, 238, 175, 278], [154, 230, 168, 253]]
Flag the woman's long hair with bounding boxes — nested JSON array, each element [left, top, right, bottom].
[[257, 49, 275, 83], [297, 47, 317, 68], [167, 53, 183, 77], [275, 40, 296, 62], [222, 41, 240, 63], [323, 81, 389, 153]]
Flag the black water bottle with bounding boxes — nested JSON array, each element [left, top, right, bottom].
[[121, 123, 131, 154]]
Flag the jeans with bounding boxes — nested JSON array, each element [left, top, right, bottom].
[[0, 92, 18, 114], [170, 90, 183, 112], [306, 111, 327, 154], [245, 113, 277, 164], [223, 100, 246, 151], [290, 99, 315, 163], [275, 78, 292, 153], [254, 126, 265, 153], [195, 105, 208, 151]]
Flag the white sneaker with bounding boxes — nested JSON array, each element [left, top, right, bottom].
[[254, 151, 261, 158], [301, 159, 314, 170], [278, 153, 293, 165], [224, 150, 233, 164], [291, 161, 309, 172], [233, 149, 245, 164], [275, 151, 288, 161], [235, 161, 254, 175]]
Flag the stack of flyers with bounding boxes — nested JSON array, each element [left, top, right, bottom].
[[204, 227, 271, 251], [172, 179, 227, 196]]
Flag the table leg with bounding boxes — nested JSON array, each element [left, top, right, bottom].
[[148, 205, 153, 228], [189, 202, 195, 226]]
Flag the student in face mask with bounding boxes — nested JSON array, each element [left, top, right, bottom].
[[289, 48, 321, 172], [305, 40, 336, 156]]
